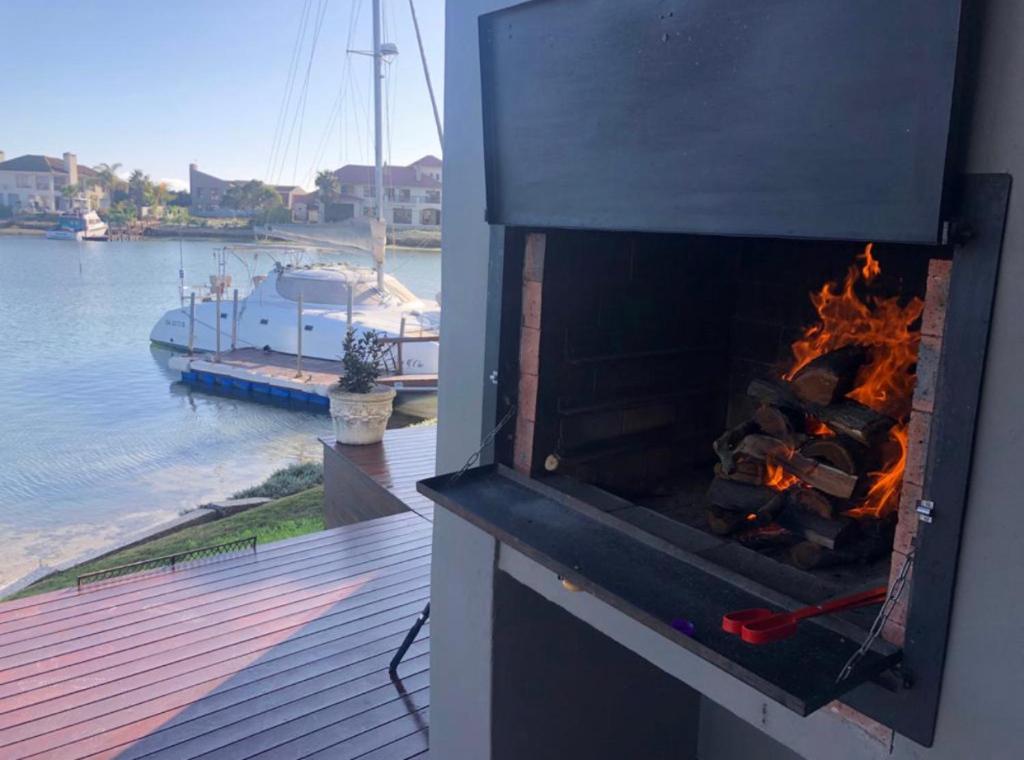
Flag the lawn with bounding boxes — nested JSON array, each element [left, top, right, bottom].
[[6, 486, 325, 600]]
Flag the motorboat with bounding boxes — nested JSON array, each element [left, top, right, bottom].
[[45, 210, 108, 240]]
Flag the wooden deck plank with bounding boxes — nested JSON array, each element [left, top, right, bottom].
[[0, 484, 430, 759], [348, 726, 430, 760], [0, 524, 429, 646], [0, 512, 427, 626], [0, 548, 431, 683], [0, 587, 430, 731], [0, 532, 431, 664], [0, 610, 429, 747]]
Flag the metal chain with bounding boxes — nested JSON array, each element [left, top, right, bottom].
[[448, 404, 517, 484], [837, 548, 916, 683]]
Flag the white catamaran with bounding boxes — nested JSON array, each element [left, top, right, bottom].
[[151, 0, 442, 385]]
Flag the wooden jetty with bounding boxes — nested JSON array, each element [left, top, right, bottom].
[[169, 347, 438, 408]]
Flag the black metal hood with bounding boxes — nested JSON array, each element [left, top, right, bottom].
[[480, 0, 968, 245]]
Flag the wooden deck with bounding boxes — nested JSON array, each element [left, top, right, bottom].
[[0, 513, 432, 759], [323, 426, 437, 529]]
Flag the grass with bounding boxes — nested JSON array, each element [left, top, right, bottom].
[[6, 486, 325, 600], [232, 461, 323, 500]]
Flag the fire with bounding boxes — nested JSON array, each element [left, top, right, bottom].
[[764, 460, 800, 492], [780, 243, 922, 518]]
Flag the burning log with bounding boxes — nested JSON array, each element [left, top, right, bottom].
[[775, 504, 857, 550], [712, 420, 757, 475], [707, 505, 746, 535], [789, 346, 868, 406], [707, 478, 776, 512], [747, 378, 894, 446], [734, 434, 858, 499], [788, 531, 893, 570], [788, 486, 837, 519], [799, 438, 860, 475], [753, 404, 803, 446], [713, 460, 765, 485]]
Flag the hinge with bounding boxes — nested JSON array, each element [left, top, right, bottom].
[[916, 499, 935, 524]]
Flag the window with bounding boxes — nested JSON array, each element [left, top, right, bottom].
[[399, 189, 411, 202], [420, 208, 441, 226], [393, 207, 412, 224], [340, 184, 353, 195], [16, 174, 30, 188], [426, 190, 441, 204], [35, 175, 50, 190], [384, 187, 396, 201], [363, 185, 374, 198], [7, 193, 19, 207]]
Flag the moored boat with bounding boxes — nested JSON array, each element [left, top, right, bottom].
[[45, 210, 108, 240]]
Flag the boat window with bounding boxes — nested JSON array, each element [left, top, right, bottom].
[[276, 272, 416, 306]]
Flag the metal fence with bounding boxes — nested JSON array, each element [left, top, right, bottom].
[[76, 536, 257, 591]]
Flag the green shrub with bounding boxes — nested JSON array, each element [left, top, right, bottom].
[[339, 329, 389, 393], [232, 461, 323, 499]]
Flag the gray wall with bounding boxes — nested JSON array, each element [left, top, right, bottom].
[[436, 1, 1024, 758]]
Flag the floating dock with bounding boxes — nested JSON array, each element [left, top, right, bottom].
[[168, 347, 437, 408]]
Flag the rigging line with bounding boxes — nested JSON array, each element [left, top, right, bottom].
[[305, 0, 362, 184], [266, 0, 313, 180], [287, 0, 330, 184], [408, 0, 443, 148], [275, 0, 329, 184]]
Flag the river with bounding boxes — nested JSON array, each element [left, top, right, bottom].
[[0, 235, 441, 592]]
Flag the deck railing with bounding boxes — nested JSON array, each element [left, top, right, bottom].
[[76, 536, 257, 591]]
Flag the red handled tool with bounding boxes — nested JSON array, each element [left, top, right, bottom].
[[722, 585, 887, 645]]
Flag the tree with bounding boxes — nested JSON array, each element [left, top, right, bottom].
[[128, 169, 155, 208], [315, 170, 341, 204], [60, 183, 80, 210], [222, 180, 282, 213], [152, 181, 169, 209], [94, 163, 123, 202]]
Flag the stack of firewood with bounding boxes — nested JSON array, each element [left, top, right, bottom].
[[708, 348, 898, 569]]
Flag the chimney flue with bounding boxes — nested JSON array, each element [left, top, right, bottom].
[[63, 152, 78, 187]]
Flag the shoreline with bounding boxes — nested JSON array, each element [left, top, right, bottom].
[[0, 226, 441, 251]]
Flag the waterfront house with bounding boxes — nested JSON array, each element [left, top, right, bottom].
[[188, 162, 306, 215], [0, 151, 107, 212], [291, 155, 442, 228]]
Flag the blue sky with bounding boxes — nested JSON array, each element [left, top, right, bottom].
[[0, 0, 445, 190]]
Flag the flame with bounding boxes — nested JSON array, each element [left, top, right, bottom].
[[778, 243, 922, 518], [783, 244, 923, 419], [764, 460, 800, 492]]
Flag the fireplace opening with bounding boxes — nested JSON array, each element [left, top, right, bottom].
[[513, 229, 949, 604]]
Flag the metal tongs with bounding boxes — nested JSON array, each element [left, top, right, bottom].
[[722, 585, 887, 645]]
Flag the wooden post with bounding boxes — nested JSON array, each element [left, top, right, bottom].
[[188, 292, 196, 355], [346, 283, 354, 330], [214, 287, 222, 362], [397, 316, 406, 376], [296, 293, 304, 377], [231, 288, 238, 350]]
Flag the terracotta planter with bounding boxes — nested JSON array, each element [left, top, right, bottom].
[[328, 384, 397, 445]]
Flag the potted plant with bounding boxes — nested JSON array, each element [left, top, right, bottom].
[[328, 329, 397, 445]]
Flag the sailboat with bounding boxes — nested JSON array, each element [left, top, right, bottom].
[[151, 0, 440, 381]]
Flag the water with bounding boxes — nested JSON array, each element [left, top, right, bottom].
[[0, 236, 441, 591]]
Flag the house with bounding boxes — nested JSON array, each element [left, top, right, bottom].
[[427, 2, 1024, 760], [0, 151, 107, 212], [188, 163, 305, 214], [292, 156, 442, 227]]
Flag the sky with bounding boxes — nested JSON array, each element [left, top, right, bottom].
[[0, 0, 445, 190]]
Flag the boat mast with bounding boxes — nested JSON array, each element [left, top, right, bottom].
[[372, 0, 386, 290]]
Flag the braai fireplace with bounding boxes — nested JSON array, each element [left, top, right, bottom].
[[420, 0, 1012, 751]]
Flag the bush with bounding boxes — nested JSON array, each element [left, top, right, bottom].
[[339, 329, 389, 393], [232, 462, 323, 499]]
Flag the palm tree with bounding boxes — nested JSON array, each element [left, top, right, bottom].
[[315, 170, 341, 204], [60, 183, 79, 210], [94, 162, 123, 207]]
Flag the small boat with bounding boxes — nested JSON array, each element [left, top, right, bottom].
[[45, 210, 108, 241], [150, 261, 441, 381]]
